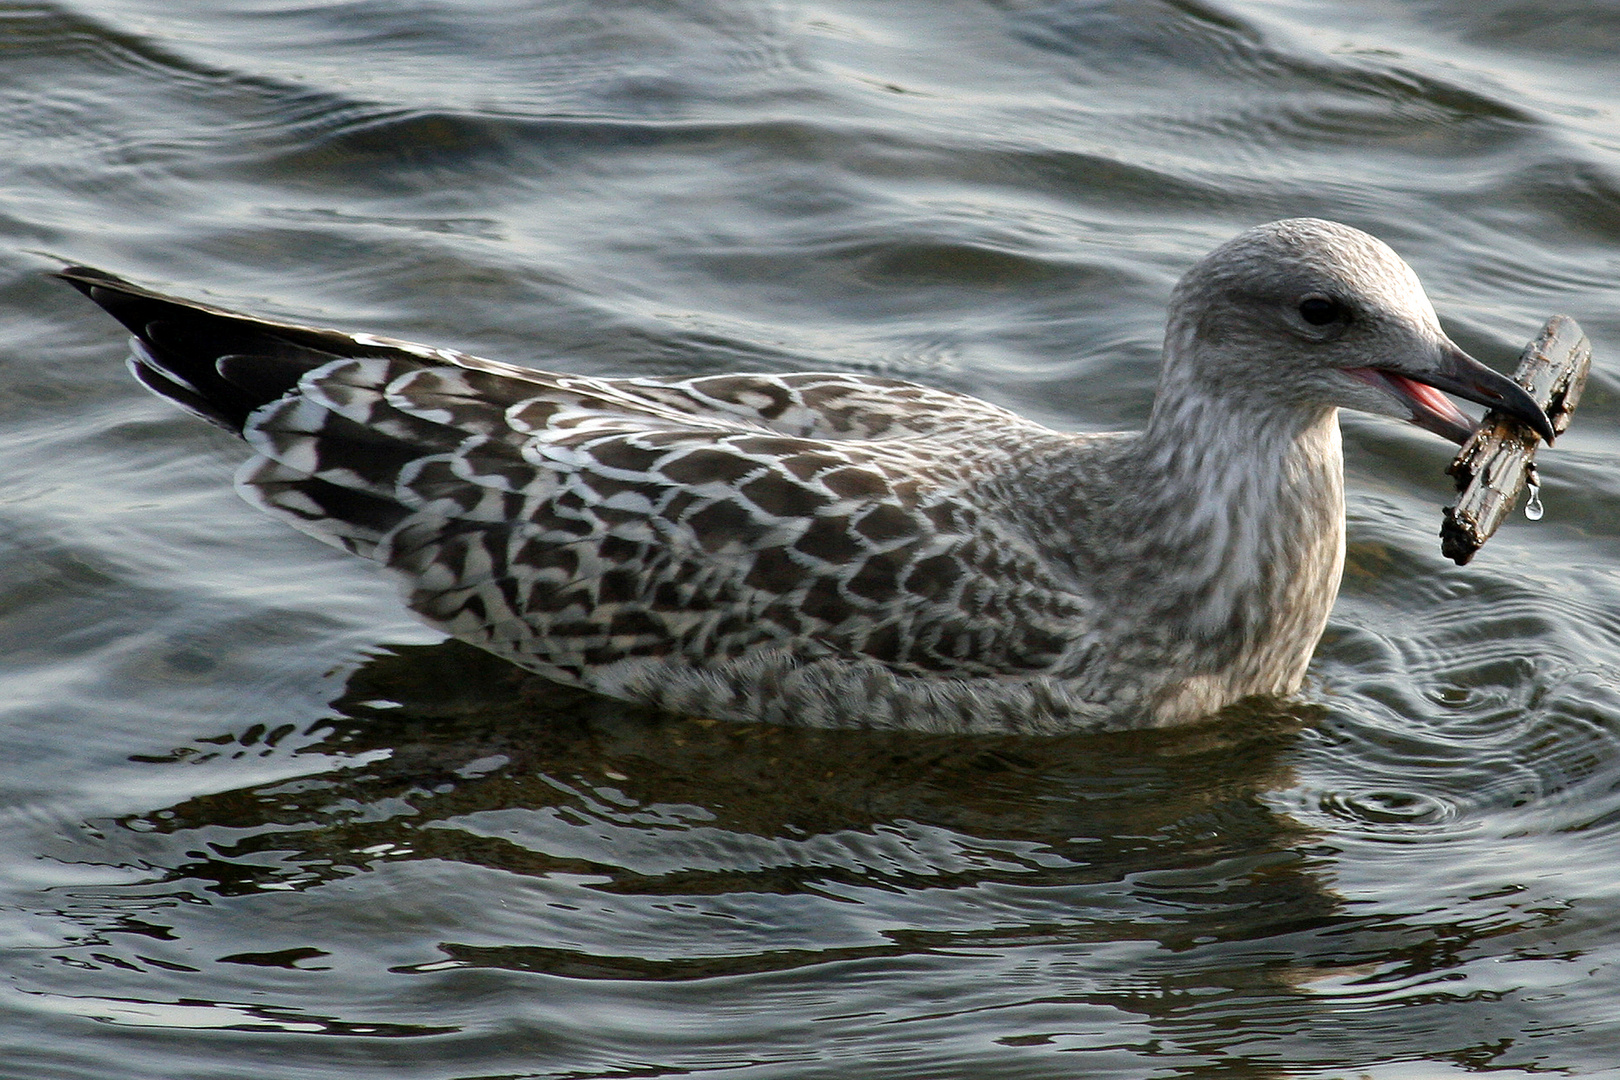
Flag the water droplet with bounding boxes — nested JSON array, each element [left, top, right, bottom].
[[1525, 467, 1544, 521]]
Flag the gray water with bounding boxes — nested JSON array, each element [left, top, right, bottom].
[[4, 1, 1620, 1076]]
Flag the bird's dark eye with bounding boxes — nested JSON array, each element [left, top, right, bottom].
[[1298, 295, 1344, 326]]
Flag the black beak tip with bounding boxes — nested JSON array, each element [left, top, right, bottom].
[[1453, 352, 1557, 446], [1504, 386, 1557, 445]]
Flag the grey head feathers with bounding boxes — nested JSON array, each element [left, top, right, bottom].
[[1157, 219, 1550, 444], [56, 219, 1554, 733]]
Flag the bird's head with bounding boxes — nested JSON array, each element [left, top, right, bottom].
[[1158, 218, 1553, 445]]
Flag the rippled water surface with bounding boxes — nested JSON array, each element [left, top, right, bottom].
[[5, 1, 1620, 1076]]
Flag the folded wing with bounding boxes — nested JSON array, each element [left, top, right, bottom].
[[60, 267, 1087, 687]]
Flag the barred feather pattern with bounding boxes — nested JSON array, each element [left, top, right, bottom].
[[232, 351, 1139, 732]]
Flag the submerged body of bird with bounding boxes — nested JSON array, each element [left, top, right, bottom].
[[58, 219, 1563, 733]]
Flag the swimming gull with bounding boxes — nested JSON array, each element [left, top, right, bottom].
[[58, 219, 1554, 734]]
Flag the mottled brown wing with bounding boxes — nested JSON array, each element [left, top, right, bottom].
[[236, 357, 1086, 683], [609, 371, 1043, 441]]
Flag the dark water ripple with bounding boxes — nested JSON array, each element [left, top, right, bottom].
[[3, 0, 1620, 1077]]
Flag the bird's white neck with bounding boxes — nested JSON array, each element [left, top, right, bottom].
[[1130, 390, 1344, 630]]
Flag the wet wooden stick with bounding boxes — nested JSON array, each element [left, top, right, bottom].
[[1441, 315, 1591, 565]]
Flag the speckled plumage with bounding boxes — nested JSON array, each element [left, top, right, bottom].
[[58, 219, 1552, 733]]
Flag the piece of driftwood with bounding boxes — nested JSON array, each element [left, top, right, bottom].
[[1441, 315, 1591, 565]]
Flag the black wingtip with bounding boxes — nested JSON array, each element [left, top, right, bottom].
[[54, 264, 176, 340], [56, 264, 128, 284], [55, 265, 333, 434], [54, 265, 145, 303], [57, 265, 453, 437]]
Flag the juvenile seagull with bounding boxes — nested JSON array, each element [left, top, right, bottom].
[[59, 219, 1553, 733]]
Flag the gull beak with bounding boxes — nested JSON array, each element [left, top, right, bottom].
[[1351, 341, 1555, 446]]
